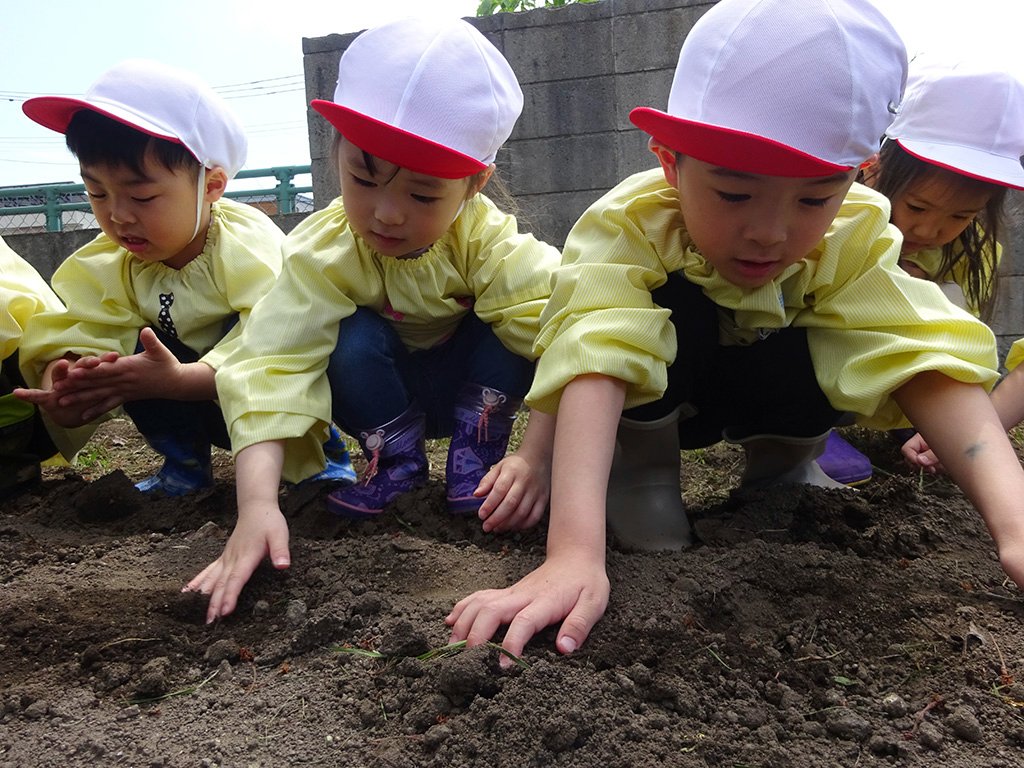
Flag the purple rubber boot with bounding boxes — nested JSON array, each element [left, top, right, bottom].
[[446, 383, 522, 515], [326, 405, 429, 519], [816, 430, 872, 486]]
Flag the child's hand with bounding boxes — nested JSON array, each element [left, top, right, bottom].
[[445, 552, 609, 667], [58, 328, 185, 419], [475, 453, 550, 533], [900, 432, 944, 473], [13, 359, 99, 427], [996, 535, 1024, 593], [184, 499, 291, 624]]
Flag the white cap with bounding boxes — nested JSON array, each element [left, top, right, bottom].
[[23, 59, 248, 179], [885, 54, 1024, 190], [312, 17, 524, 179], [631, 0, 908, 176]]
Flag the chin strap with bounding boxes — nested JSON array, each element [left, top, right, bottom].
[[191, 165, 207, 241]]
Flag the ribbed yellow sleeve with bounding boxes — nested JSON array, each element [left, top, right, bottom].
[[902, 240, 1001, 318], [18, 198, 283, 386], [1006, 339, 1024, 372], [1, 238, 64, 363], [528, 170, 998, 428], [217, 194, 559, 483]]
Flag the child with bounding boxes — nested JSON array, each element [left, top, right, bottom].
[[188, 18, 559, 622], [821, 55, 1024, 484], [13, 60, 349, 496], [446, 0, 1024, 664], [1, 238, 64, 496]]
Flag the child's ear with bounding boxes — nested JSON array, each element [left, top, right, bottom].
[[648, 138, 680, 187], [203, 167, 228, 203], [859, 153, 880, 187], [468, 164, 495, 197]]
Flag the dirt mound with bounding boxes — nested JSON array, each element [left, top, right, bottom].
[[1, 421, 1023, 767]]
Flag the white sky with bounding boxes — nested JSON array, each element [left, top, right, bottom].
[[1, 0, 1019, 188]]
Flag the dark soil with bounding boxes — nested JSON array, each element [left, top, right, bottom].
[[2, 420, 1024, 767]]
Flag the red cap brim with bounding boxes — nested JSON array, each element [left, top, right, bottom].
[[896, 140, 1024, 192], [311, 100, 486, 180], [630, 107, 851, 177], [22, 96, 182, 146]]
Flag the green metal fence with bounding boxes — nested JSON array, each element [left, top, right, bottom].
[[0, 165, 313, 234]]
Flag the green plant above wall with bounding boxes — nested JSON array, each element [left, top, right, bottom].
[[477, 0, 597, 15]]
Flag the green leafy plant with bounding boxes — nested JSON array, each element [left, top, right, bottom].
[[477, 0, 596, 15]]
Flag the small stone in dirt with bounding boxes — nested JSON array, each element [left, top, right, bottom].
[[117, 704, 141, 720], [22, 700, 49, 720], [378, 618, 430, 658], [285, 599, 307, 627], [252, 600, 271, 619], [205, 639, 240, 665], [187, 521, 225, 541], [423, 724, 452, 750], [349, 591, 384, 616], [134, 657, 172, 697], [217, 659, 233, 681], [543, 717, 579, 752], [867, 734, 899, 756], [80, 645, 104, 670], [918, 721, 943, 751], [825, 711, 873, 741], [946, 706, 983, 743], [881, 692, 908, 718], [391, 535, 427, 552], [436, 648, 496, 706]]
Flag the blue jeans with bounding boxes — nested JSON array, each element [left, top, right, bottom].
[[123, 326, 231, 450], [327, 308, 534, 438]]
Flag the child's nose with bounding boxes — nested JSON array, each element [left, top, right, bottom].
[[109, 200, 135, 225], [909, 217, 939, 240], [743, 215, 787, 247], [374, 198, 404, 226]]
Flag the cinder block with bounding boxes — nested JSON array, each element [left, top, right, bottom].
[[503, 20, 615, 83], [612, 3, 713, 73], [507, 133, 622, 195], [613, 69, 675, 131], [515, 77, 618, 141]]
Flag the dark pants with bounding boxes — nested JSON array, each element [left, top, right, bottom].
[[624, 273, 843, 447], [1, 352, 56, 460], [326, 308, 534, 438], [122, 327, 231, 450]]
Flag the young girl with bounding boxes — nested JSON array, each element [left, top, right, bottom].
[[447, 0, 1024, 665], [825, 56, 1024, 481], [188, 18, 559, 622]]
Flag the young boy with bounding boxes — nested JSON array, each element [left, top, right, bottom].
[[1, 238, 64, 496], [447, 0, 1024, 663], [14, 60, 348, 495]]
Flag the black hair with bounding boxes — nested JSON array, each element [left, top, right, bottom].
[[65, 109, 199, 177], [863, 140, 1006, 319], [329, 132, 521, 215]]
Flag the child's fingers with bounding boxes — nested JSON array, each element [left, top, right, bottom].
[[481, 485, 526, 532], [473, 464, 502, 502], [477, 469, 517, 520], [11, 387, 47, 405]]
